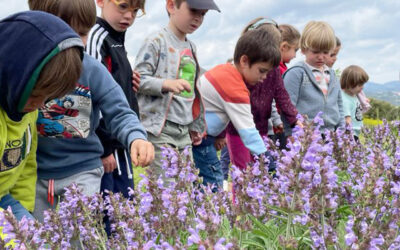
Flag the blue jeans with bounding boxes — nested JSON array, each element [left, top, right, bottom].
[[0, 194, 34, 221], [220, 146, 230, 180], [193, 136, 223, 191]]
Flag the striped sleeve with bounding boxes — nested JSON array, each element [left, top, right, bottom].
[[86, 23, 109, 62], [201, 65, 267, 155]]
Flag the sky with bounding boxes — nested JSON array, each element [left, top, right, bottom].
[[1, 0, 400, 83]]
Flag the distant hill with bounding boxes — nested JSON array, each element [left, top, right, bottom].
[[363, 81, 400, 106]]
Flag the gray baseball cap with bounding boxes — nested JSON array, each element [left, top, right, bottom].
[[186, 0, 221, 12]]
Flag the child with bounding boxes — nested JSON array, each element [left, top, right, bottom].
[[268, 23, 301, 148], [134, 0, 219, 182], [340, 65, 369, 139], [226, 18, 300, 172], [327, 37, 371, 114], [283, 21, 344, 135], [326, 36, 341, 69], [28, 0, 154, 222], [0, 11, 83, 220], [278, 24, 300, 74], [86, 0, 145, 200], [194, 27, 281, 189]]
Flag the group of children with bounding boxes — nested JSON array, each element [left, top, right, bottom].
[[0, 0, 370, 223]]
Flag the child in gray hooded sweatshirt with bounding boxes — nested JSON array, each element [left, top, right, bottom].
[[283, 21, 344, 135]]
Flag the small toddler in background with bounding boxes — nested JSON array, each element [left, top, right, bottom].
[[326, 36, 371, 113], [340, 65, 369, 140]]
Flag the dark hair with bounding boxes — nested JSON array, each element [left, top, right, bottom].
[[234, 28, 281, 67], [28, 0, 96, 31], [340, 65, 369, 90], [279, 24, 300, 46], [31, 47, 82, 100], [166, 0, 185, 16]]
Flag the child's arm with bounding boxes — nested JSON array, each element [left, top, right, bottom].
[[223, 96, 266, 155], [274, 72, 298, 126], [270, 101, 283, 130], [345, 116, 352, 125], [337, 88, 345, 127], [134, 39, 190, 96], [9, 116, 38, 212], [92, 64, 153, 166], [283, 68, 304, 106], [341, 91, 352, 128]]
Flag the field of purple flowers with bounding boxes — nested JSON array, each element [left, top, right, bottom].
[[1, 113, 400, 249]]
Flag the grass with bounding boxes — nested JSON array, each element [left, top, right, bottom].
[[133, 166, 146, 189]]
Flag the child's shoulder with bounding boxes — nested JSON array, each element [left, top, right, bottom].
[[205, 64, 249, 98], [81, 53, 112, 79], [142, 28, 170, 45], [284, 62, 308, 78]]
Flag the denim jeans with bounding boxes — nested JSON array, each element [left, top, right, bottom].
[[193, 136, 223, 191], [220, 146, 230, 180], [0, 194, 34, 221]]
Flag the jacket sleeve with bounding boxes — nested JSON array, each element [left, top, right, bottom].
[[91, 66, 147, 150], [283, 67, 303, 135], [222, 93, 266, 155], [134, 38, 165, 96], [270, 101, 282, 127], [274, 72, 298, 126], [283, 67, 303, 107], [86, 31, 116, 157], [337, 83, 345, 127], [10, 114, 38, 212]]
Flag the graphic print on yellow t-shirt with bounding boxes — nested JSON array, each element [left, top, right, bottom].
[[0, 125, 31, 172]]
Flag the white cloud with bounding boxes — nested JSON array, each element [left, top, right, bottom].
[[1, 0, 399, 83]]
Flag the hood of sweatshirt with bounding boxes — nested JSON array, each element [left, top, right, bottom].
[[0, 11, 84, 121]]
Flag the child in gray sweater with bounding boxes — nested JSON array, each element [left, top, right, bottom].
[[283, 21, 344, 135]]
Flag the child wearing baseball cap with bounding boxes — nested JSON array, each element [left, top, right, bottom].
[[134, 0, 220, 183]]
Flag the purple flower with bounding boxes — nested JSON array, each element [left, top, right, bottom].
[[214, 238, 233, 249], [187, 228, 201, 246], [310, 230, 325, 248], [391, 181, 400, 194], [370, 234, 384, 248], [313, 112, 325, 126], [139, 192, 153, 215], [177, 207, 187, 222]]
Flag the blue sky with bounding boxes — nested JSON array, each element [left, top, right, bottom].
[[2, 0, 400, 83]]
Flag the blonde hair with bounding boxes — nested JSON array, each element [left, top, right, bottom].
[[340, 65, 369, 90], [31, 48, 82, 100], [279, 24, 300, 46], [28, 0, 96, 31], [300, 21, 336, 52], [242, 17, 281, 46]]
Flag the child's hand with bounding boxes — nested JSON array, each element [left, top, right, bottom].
[[214, 138, 226, 151], [130, 139, 154, 167], [101, 154, 117, 173], [274, 124, 284, 134], [162, 79, 191, 94], [132, 70, 141, 92], [190, 131, 203, 146]]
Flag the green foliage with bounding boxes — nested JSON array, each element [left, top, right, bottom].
[[364, 98, 400, 121]]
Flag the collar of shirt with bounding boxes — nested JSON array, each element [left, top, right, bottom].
[[304, 62, 330, 74]]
